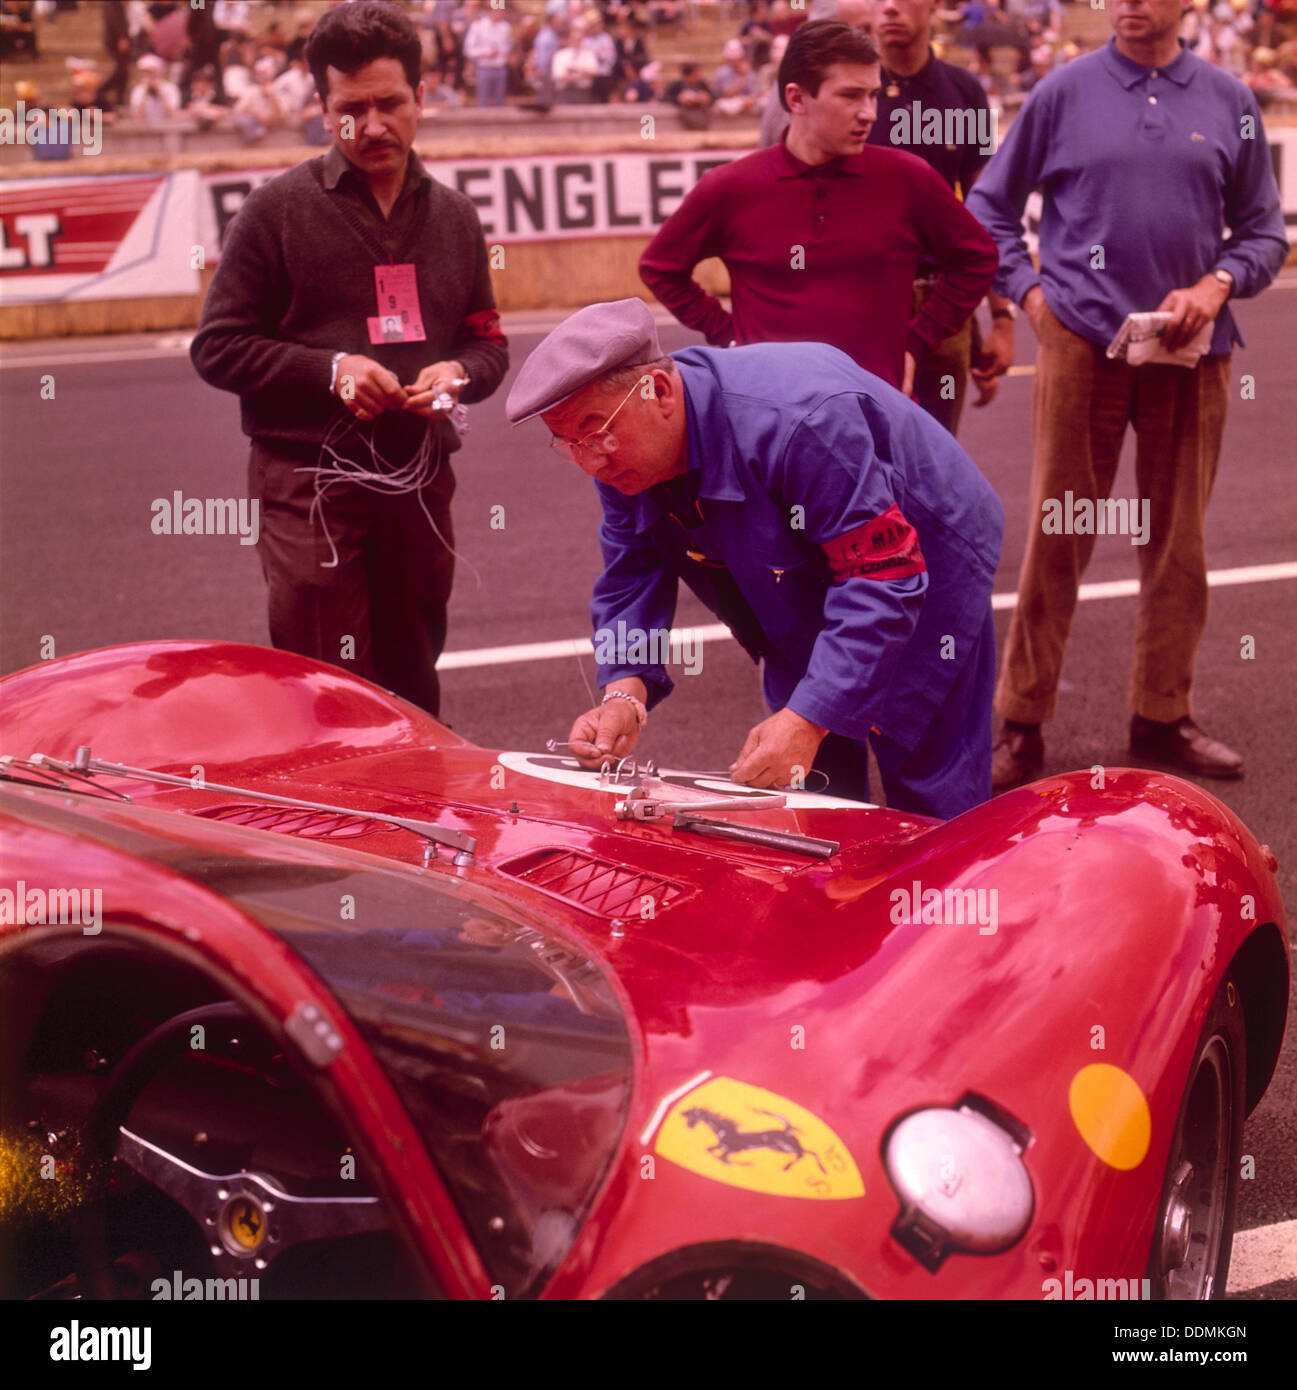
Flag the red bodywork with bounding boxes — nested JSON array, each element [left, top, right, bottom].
[[1, 641, 1288, 1299]]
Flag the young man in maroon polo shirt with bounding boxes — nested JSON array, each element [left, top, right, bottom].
[[639, 20, 997, 395]]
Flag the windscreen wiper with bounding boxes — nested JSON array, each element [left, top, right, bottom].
[[613, 783, 839, 860], [17, 747, 477, 866]]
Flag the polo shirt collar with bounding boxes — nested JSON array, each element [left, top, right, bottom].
[[1100, 36, 1196, 88], [771, 130, 864, 180], [882, 46, 939, 91], [323, 143, 430, 194]]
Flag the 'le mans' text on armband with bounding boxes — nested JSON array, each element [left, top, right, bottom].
[[821, 504, 926, 582]]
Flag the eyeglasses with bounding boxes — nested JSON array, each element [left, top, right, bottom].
[[548, 379, 643, 463]]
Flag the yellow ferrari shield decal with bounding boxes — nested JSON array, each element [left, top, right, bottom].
[[655, 1077, 864, 1200]]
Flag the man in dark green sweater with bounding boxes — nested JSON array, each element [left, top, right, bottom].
[[191, 1, 507, 718]]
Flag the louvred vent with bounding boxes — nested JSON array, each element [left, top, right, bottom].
[[500, 848, 687, 918], [195, 804, 397, 841]]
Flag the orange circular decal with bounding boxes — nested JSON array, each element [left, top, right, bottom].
[[1068, 1064, 1151, 1170]]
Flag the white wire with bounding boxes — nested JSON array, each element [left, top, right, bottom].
[[294, 414, 482, 589]]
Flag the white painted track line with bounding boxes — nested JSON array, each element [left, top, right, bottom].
[[438, 560, 1297, 671], [1227, 1217, 1297, 1293]]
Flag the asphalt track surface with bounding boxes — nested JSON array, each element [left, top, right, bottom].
[[1, 280, 1294, 1296]]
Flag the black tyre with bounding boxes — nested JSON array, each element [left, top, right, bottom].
[[1147, 974, 1246, 1299]]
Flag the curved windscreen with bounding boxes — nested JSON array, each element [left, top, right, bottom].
[[1, 791, 633, 1297], [225, 862, 634, 1297]]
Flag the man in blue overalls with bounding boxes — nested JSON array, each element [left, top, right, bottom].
[[506, 299, 1004, 819]]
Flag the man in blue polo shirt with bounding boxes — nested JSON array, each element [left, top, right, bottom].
[[506, 299, 1004, 820], [966, 0, 1286, 790]]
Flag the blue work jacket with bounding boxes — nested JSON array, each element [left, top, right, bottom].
[[590, 343, 1004, 752]]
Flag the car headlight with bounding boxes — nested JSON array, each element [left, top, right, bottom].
[[884, 1096, 1034, 1271]]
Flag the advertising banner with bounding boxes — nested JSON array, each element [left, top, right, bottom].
[[0, 170, 201, 304]]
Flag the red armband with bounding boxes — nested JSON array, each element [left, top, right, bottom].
[[459, 308, 507, 347], [821, 504, 926, 582]]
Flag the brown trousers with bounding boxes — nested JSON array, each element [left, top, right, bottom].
[[911, 279, 974, 437], [996, 298, 1231, 725], [250, 437, 456, 717]]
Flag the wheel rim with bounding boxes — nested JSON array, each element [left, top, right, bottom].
[[1154, 1035, 1232, 1299]]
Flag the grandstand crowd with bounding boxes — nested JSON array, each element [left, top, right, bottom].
[[3, 0, 1296, 143]]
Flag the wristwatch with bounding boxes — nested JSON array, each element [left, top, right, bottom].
[[1212, 268, 1234, 294], [328, 351, 346, 395]]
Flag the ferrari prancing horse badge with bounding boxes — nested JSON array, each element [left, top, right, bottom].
[[654, 1077, 865, 1200]]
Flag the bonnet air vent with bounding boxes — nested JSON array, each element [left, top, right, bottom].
[[499, 848, 686, 918], [195, 803, 398, 841]]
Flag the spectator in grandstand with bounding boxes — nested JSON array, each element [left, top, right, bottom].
[[439, 0, 474, 90], [1017, 41, 1054, 91], [69, 61, 105, 118], [624, 57, 666, 99], [950, 0, 1031, 71], [613, 10, 650, 82], [275, 44, 317, 125], [1245, 42, 1297, 98], [145, 0, 186, 67], [259, 12, 293, 58], [221, 36, 256, 100], [213, 0, 250, 42], [182, 65, 229, 129], [757, 32, 790, 94], [95, 1, 133, 113], [422, 66, 465, 109], [580, 7, 620, 101], [230, 54, 284, 143], [767, 0, 807, 37], [464, 1, 512, 106], [182, 2, 225, 102], [1256, 0, 1297, 49], [713, 36, 762, 112], [530, 10, 564, 103], [509, 12, 541, 96], [648, 1, 688, 35], [128, 53, 182, 121], [665, 59, 714, 125], [553, 17, 599, 100], [741, 0, 776, 68]]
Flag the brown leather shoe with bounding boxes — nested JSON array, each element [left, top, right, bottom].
[[1129, 715, 1244, 779], [991, 721, 1044, 792]]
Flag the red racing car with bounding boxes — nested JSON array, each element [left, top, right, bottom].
[[0, 640, 1288, 1301]]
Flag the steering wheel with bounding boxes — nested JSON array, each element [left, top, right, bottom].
[[75, 1001, 388, 1299]]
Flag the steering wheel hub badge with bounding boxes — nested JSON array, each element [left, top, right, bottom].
[[218, 1190, 271, 1259], [117, 1128, 386, 1276]]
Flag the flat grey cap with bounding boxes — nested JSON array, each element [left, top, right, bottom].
[[506, 298, 664, 424]]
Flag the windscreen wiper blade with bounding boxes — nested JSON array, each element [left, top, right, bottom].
[[28, 747, 477, 866], [670, 812, 839, 860]]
